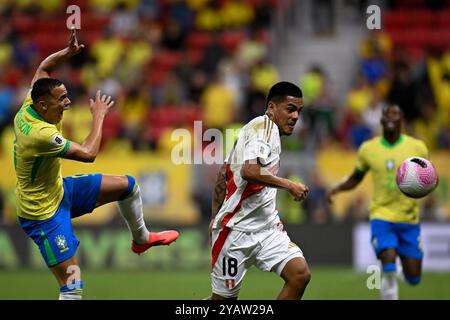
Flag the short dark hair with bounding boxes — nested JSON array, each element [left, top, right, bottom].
[[265, 81, 303, 108], [382, 103, 403, 115], [31, 78, 63, 102]]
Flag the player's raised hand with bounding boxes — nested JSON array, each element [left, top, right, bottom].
[[288, 181, 309, 202], [89, 90, 114, 117], [68, 28, 85, 56]]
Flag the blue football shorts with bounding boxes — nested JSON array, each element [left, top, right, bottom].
[[19, 174, 103, 267], [370, 218, 423, 260]]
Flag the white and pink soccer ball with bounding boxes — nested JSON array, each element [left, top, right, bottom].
[[396, 157, 438, 199]]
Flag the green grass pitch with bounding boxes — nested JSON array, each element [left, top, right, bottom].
[[0, 267, 449, 299]]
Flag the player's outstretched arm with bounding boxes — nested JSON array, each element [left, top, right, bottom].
[[64, 90, 114, 162], [327, 170, 366, 204], [241, 160, 309, 201], [31, 28, 84, 86]]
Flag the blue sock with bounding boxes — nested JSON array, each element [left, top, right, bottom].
[[405, 275, 421, 285], [59, 281, 83, 300], [382, 263, 397, 273], [119, 175, 136, 200]]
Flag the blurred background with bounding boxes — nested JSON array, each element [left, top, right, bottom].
[[0, 0, 450, 299]]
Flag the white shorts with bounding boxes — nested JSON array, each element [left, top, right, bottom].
[[210, 221, 305, 298]]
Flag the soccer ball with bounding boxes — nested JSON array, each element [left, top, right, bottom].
[[396, 157, 438, 199]]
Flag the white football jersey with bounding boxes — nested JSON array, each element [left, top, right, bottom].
[[213, 115, 281, 232]]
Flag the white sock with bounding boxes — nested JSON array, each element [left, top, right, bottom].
[[396, 261, 405, 282], [381, 272, 398, 300], [117, 185, 149, 244]]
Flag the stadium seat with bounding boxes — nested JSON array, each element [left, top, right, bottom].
[[11, 15, 34, 34], [187, 48, 204, 65], [438, 10, 450, 27], [152, 51, 182, 70], [186, 32, 213, 51], [384, 10, 434, 31], [220, 31, 247, 53], [148, 67, 169, 87]]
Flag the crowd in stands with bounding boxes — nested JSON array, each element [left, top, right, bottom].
[[2, 0, 449, 153], [0, 0, 280, 153], [328, 0, 450, 152], [0, 0, 449, 224]]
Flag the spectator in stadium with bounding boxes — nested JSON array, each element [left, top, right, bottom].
[[276, 173, 307, 225], [201, 73, 235, 131], [90, 27, 124, 77], [301, 66, 336, 149], [161, 18, 186, 51], [387, 62, 420, 125], [413, 100, 439, 151], [361, 90, 384, 135], [250, 57, 280, 95], [118, 85, 150, 150], [311, 0, 335, 36], [110, 2, 139, 37], [220, 0, 255, 29], [0, 79, 14, 142], [195, 1, 222, 32], [303, 171, 332, 224]]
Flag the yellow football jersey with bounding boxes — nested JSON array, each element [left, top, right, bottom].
[[356, 134, 428, 224], [13, 91, 71, 220]]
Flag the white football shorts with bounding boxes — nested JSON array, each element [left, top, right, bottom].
[[210, 220, 305, 298]]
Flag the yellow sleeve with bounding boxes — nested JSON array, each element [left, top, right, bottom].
[[418, 140, 429, 159], [355, 142, 369, 173], [35, 126, 71, 158]]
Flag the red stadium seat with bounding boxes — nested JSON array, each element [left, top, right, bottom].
[[186, 32, 213, 51], [405, 47, 425, 61], [182, 106, 203, 125], [384, 10, 434, 31], [32, 32, 69, 58], [187, 48, 204, 65], [148, 67, 169, 87], [220, 31, 247, 53], [437, 11, 450, 27], [151, 51, 182, 71], [256, 30, 271, 45], [82, 30, 102, 46], [11, 15, 34, 33], [389, 27, 450, 51], [81, 14, 110, 32]]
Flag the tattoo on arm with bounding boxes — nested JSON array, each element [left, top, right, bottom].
[[211, 165, 227, 220]]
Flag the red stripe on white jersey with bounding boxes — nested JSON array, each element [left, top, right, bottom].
[[211, 226, 231, 269], [211, 179, 264, 269], [225, 164, 237, 201]]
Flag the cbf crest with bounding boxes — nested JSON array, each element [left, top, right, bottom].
[[385, 159, 395, 171], [55, 235, 69, 253]]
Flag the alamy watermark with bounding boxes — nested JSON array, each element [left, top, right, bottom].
[[170, 121, 274, 166], [66, 265, 82, 290], [366, 5, 381, 30], [66, 5, 81, 30], [366, 265, 381, 290]]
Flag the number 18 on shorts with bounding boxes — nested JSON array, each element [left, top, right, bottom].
[[211, 221, 304, 298]]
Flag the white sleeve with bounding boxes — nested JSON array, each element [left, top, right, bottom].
[[243, 127, 272, 166]]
